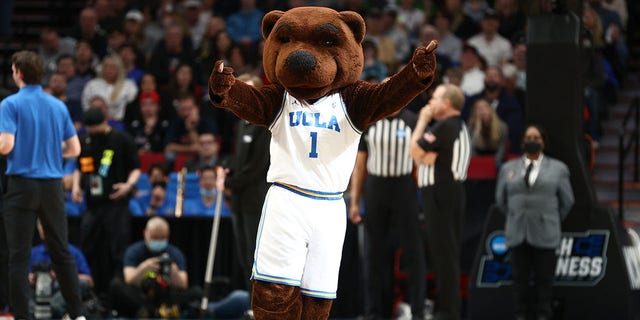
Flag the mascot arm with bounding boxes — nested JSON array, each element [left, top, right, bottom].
[[344, 41, 437, 130], [208, 60, 284, 126]]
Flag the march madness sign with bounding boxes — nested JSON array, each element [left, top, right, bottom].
[[476, 230, 610, 287]]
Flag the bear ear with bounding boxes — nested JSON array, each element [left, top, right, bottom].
[[339, 11, 366, 44], [262, 10, 285, 40]]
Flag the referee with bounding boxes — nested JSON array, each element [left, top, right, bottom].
[[350, 108, 426, 319], [410, 84, 470, 320], [0, 51, 85, 320]]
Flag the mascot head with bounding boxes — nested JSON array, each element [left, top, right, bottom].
[[261, 7, 365, 101]]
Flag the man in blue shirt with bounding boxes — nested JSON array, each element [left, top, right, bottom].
[[0, 50, 85, 320]]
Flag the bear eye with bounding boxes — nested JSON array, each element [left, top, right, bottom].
[[321, 39, 337, 47], [278, 36, 290, 43]]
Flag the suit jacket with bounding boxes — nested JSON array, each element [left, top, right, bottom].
[[496, 155, 574, 249]]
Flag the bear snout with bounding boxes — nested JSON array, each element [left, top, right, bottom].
[[285, 50, 317, 74]]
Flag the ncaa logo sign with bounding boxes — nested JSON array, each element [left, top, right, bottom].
[[477, 230, 610, 287]]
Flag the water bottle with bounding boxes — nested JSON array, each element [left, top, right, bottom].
[[33, 263, 53, 320]]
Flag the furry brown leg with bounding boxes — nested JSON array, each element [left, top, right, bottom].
[[251, 280, 302, 320], [301, 295, 333, 320]]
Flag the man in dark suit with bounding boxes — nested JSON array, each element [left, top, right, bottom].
[[496, 124, 574, 320]]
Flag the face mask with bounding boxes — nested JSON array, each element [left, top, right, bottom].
[[484, 82, 500, 92], [147, 239, 168, 253], [523, 141, 542, 155], [200, 187, 217, 197]]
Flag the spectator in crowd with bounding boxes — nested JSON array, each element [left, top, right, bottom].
[[106, 28, 127, 57], [183, 132, 228, 172], [109, 217, 194, 318], [81, 54, 139, 122], [74, 40, 99, 80], [365, 8, 398, 73], [127, 90, 170, 153], [410, 84, 471, 320], [46, 73, 84, 131], [459, 44, 486, 96], [168, 63, 205, 106], [360, 39, 388, 83], [56, 54, 93, 113], [182, 166, 232, 217], [124, 73, 175, 125], [468, 98, 508, 167], [463, 0, 489, 22], [117, 42, 145, 85], [500, 62, 526, 117], [225, 0, 264, 51], [38, 27, 76, 84], [495, 0, 527, 42], [601, 0, 628, 27], [122, 9, 146, 53], [69, 7, 108, 58], [196, 16, 227, 83], [511, 42, 527, 93], [29, 219, 94, 318], [496, 124, 574, 320], [465, 65, 523, 155], [182, 0, 208, 49], [130, 179, 173, 217], [381, 6, 411, 65], [444, 0, 480, 40], [444, 66, 463, 87], [72, 108, 141, 295], [467, 10, 513, 67], [164, 93, 218, 160], [131, 164, 174, 217], [433, 10, 463, 64], [148, 23, 198, 89], [417, 24, 454, 78], [396, 0, 426, 41]]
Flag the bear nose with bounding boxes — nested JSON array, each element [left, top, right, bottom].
[[286, 50, 316, 73]]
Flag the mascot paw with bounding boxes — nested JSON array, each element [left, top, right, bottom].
[[209, 60, 236, 96], [412, 40, 438, 80]]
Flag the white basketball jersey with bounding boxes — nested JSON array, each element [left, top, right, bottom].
[[267, 92, 362, 193]]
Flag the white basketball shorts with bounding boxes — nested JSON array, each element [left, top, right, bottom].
[[251, 183, 347, 299]]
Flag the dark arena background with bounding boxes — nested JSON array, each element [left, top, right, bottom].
[[0, 0, 640, 319]]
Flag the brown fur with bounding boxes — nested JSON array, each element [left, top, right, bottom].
[[209, 7, 438, 320]]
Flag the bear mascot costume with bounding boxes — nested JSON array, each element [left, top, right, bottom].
[[209, 6, 437, 320]]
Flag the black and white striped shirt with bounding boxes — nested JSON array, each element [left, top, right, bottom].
[[416, 116, 471, 187], [360, 109, 417, 177]]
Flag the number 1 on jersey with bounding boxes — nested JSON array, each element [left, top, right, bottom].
[[309, 131, 318, 158]]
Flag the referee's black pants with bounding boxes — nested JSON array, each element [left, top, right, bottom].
[[363, 175, 425, 318], [3, 176, 83, 319], [421, 181, 465, 320]]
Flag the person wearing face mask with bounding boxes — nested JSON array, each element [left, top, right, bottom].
[[72, 108, 141, 296], [182, 166, 232, 217], [109, 217, 190, 318], [495, 124, 574, 320]]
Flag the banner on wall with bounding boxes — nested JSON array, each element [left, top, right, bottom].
[[476, 230, 611, 288]]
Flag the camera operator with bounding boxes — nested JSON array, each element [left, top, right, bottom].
[[109, 216, 191, 318]]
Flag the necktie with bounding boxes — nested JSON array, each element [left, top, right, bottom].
[[524, 162, 533, 188]]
